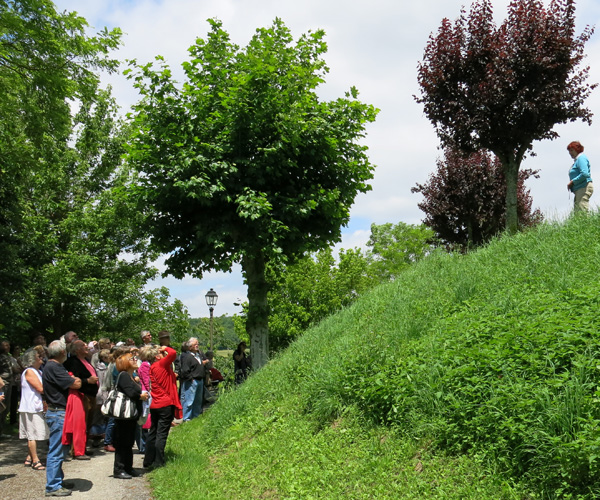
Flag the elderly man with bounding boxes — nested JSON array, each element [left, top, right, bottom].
[[139, 330, 153, 348], [179, 338, 209, 421], [62, 331, 78, 347], [42, 340, 82, 497], [59, 331, 79, 360]]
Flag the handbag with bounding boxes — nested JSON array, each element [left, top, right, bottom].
[[101, 372, 139, 420]]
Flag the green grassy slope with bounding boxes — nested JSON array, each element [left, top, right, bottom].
[[152, 214, 600, 499]]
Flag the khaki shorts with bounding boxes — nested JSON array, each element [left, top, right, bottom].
[[19, 412, 49, 441]]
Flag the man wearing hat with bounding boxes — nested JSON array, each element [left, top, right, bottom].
[[157, 330, 172, 347]]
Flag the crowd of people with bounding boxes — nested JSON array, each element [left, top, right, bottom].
[[0, 329, 233, 497]]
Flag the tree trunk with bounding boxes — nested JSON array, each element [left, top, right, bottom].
[[467, 218, 474, 248], [51, 302, 63, 340], [502, 157, 520, 234], [242, 252, 269, 370]]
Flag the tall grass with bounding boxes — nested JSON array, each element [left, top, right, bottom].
[[152, 213, 600, 499]]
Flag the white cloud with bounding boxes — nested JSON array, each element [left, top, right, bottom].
[[54, 0, 600, 315]]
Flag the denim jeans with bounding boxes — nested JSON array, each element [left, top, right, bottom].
[[181, 379, 203, 421], [104, 416, 115, 445], [138, 426, 148, 453], [134, 422, 147, 452], [45, 409, 67, 493]]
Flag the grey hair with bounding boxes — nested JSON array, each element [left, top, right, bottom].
[[21, 349, 39, 368], [187, 337, 198, 344], [140, 345, 160, 363], [47, 340, 66, 359]]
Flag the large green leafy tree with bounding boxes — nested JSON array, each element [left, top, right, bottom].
[[0, 1, 175, 342], [21, 91, 161, 339], [126, 18, 378, 368], [0, 0, 122, 336], [416, 0, 596, 233]]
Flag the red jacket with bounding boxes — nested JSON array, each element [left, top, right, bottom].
[[150, 347, 182, 413]]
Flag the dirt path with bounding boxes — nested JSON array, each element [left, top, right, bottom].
[[0, 434, 153, 500]]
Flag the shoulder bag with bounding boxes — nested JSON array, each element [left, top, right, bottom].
[[101, 372, 139, 420]]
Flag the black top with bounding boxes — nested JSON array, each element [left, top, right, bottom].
[[116, 371, 143, 415], [233, 348, 250, 373], [179, 351, 206, 381], [64, 356, 99, 397], [42, 360, 76, 408]]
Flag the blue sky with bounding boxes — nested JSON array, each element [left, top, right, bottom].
[[54, 0, 600, 316]]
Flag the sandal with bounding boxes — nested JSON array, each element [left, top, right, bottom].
[[32, 461, 46, 470], [24, 457, 32, 467]]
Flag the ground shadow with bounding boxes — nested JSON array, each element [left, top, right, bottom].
[[66, 478, 93, 493]]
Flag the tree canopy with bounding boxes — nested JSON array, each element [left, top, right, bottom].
[[266, 247, 374, 352], [366, 222, 436, 280], [416, 0, 596, 233], [126, 18, 378, 368], [0, 0, 182, 342]]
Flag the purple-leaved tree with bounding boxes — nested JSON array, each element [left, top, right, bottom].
[[416, 0, 596, 233], [412, 148, 543, 249]]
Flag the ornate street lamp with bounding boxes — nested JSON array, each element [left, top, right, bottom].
[[205, 288, 218, 351]]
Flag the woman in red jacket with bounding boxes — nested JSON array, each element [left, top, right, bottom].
[[142, 345, 182, 470]]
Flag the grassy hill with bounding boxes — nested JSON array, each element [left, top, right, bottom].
[[151, 214, 600, 499]]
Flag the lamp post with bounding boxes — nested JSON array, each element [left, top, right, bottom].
[[205, 288, 218, 351]]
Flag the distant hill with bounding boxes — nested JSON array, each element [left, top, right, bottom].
[[188, 315, 239, 350]]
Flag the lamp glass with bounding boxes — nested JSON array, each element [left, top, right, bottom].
[[205, 288, 218, 307]]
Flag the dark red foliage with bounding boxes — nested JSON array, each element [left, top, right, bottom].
[[417, 0, 595, 156], [412, 148, 543, 249], [415, 0, 596, 233]]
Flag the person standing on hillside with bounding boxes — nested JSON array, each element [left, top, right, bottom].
[[567, 141, 593, 212], [233, 342, 251, 385], [42, 340, 82, 497]]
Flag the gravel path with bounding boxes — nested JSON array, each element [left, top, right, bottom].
[[0, 434, 153, 500]]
